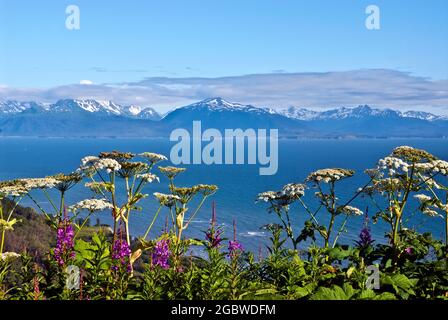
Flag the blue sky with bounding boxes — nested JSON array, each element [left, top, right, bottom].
[[0, 0, 447, 112]]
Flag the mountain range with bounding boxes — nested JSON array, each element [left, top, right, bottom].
[[0, 97, 447, 138]]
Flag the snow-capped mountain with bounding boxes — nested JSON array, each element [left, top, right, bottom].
[[0, 99, 161, 120], [280, 106, 320, 120], [402, 110, 444, 121], [0, 100, 47, 113], [174, 97, 275, 115], [162, 97, 307, 134], [278, 105, 445, 121], [1, 97, 448, 138]]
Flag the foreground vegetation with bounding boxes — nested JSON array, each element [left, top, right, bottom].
[[0, 146, 447, 300]]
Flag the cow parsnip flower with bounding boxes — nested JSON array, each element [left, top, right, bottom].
[[139, 152, 168, 164], [414, 194, 432, 203], [340, 205, 363, 216], [99, 151, 135, 162], [159, 166, 186, 180], [170, 186, 200, 204], [81, 156, 99, 166], [429, 160, 448, 176], [306, 168, 354, 184], [391, 146, 436, 163], [153, 192, 181, 207], [95, 158, 122, 173], [422, 208, 442, 218], [19, 177, 59, 190], [0, 252, 20, 261], [118, 161, 149, 178], [136, 173, 160, 183], [193, 184, 218, 196], [378, 157, 410, 174], [52, 172, 83, 192], [85, 182, 114, 194], [282, 183, 306, 199], [0, 180, 29, 198], [69, 198, 114, 212], [257, 183, 305, 209], [362, 178, 405, 196], [79, 157, 121, 174]]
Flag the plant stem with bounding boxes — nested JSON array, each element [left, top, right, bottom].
[[143, 205, 162, 239], [74, 211, 93, 239], [42, 189, 58, 215], [332, 215, 349, 248]]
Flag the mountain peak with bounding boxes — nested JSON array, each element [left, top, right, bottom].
[[196, 97, 244, 108]]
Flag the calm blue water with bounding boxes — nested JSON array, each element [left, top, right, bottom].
[[1, 138, 447, 252]]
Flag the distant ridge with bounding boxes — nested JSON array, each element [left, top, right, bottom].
[[0, 98, 447, 138]]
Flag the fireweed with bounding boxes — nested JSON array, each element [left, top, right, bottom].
[[151, 238, 171, 269], [111, 234, 132, 273], [54, 217, 76, 266], [205, 202, 224, 250]]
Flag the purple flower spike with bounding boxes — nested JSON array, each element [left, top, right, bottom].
[[228, 240, 243, 253], [111, 236, 131, 272], [54, 218, 75, 266], [151, 238, 171, 269], [228, 220, 243, 257]]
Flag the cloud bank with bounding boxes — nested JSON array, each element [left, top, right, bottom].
[[1, 69, 447, 114]]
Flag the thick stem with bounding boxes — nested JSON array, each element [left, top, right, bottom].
[[392, 213, 400, 247], [59, 191, 65, 221], [0, 229, 5, 254], [325, 214, 336, 248]]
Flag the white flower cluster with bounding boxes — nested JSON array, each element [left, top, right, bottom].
[[429, 160, 448, 176], [93, 158, 122, 173], [257, 183, 305, 205], [69, 198, 114, 212], [18, 177, 59, 190], [137, 173, 160, 183], [378, 157, 409, 175], [257, 191, 279, 202], [341, 205, 364, 216], [153, 192, 181, 207], [79, 156, 121, 173], [414, 160, 448, 176], [281, 183, 306, 199], [413, 194, 432, 203], [422, 208, 442, 218], [139, 152, 168, 164], [0, 252, 20, 261], [81, 156, 99, 166], [0, 184, 29, 197], [306, 168, 354, 183]]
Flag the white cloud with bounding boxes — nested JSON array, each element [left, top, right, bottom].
[[79, 80, 93, 85], [0, 69, 447, 114]]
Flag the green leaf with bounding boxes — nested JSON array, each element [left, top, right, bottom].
[[310, 284, 357, 300]]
